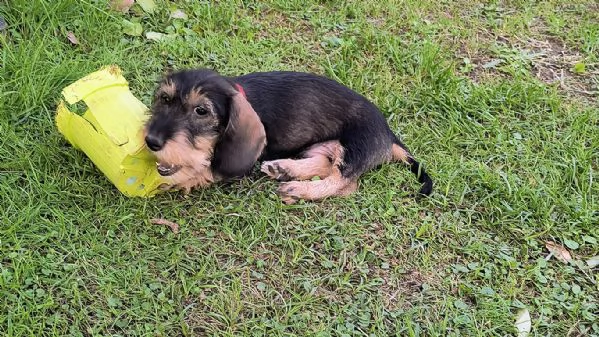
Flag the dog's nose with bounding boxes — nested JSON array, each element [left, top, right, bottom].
[[145, 134, 165, 151]]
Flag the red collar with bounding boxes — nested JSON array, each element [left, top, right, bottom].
[[234, 83, 246, 98]]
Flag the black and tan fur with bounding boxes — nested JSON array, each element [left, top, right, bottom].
[[143, 69, 433, 204]]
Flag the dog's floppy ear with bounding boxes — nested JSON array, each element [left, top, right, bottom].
[[212, 86, 266, 178]]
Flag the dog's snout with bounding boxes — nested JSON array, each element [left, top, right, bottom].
[[145, 134, 165, 151]]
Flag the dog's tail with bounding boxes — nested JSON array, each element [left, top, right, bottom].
[[391, 139, 433, 196]]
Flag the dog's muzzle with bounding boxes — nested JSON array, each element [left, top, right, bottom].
[[156, 162, 182, 176]]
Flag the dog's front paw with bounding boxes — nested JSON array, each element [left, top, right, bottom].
[[261, 160, 292, 181], [276, 181, 306, 204], [158, 183, 175, 191]]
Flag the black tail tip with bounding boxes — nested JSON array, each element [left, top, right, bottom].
[[408, 158, 433, 197], [418, 177, 433, 196]]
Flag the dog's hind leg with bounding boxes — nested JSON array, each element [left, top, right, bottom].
[[275, 128, 389, 204], [261, 140, 340, 181], [276, 172, 358, 204]]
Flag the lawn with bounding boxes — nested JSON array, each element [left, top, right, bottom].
[[1, 0, 597, 336]]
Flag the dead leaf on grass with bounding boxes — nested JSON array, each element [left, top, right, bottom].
[[586, 256, 599, 268], [66, 31, 79, 45], [150, 218, 180, 234], [145, 31, 165, 41], [137, 0, 156, 14], [170, 9, 188, 20], [482, 59, 502, 69], [110, 0, 134, 13], [122, 19, 143, 36], [545, 241, 572, 263], [514, 308, 532, 337]]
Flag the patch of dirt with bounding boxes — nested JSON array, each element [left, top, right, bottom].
[[376, 269, 436, 311], [356, 223, 444, 311], [249, 8, 324, 73], [514, 35, 597, 99], [457, 31, 509, 82], [457, 24, 597, 101], [182, 266, 293, 335], [251, 8, 315, 45]]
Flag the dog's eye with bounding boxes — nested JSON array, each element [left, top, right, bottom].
[[194, 106, 209, 116], [160, 94, 171, 103]]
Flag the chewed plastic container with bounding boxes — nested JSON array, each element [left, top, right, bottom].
[[55, 65, 168, 197]]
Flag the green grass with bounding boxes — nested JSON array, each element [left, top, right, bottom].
[[1, 0, 598, 336]]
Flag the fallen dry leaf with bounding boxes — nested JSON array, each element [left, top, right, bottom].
[[514, 308, 532, 337], [545, 241, 572, 263], [587, 255, 599, 268], [145, 31, 165, 41], [150, 218, 179, 234], [170, 9, 188, 20], [66, 31, 79, 45], [122, 19, 143, 36], [136, 0, 156, 13], [110, 0, 134, 13]]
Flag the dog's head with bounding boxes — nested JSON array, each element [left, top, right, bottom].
[[144, 69, 266, 187]]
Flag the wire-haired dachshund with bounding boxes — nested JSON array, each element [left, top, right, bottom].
[[143, 69, 433, 204]]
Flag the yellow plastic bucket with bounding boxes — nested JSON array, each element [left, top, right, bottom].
[[55, 65, 168, 197]]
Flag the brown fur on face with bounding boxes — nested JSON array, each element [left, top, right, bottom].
[[149, 132, 218, 192], [185, 87, 215, 113], [163, 166, 216, 194], [153, 133, 215, 168], [157, 80, 176, 99]]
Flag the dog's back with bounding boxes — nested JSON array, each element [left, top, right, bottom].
[[233, 71, 394, 162]]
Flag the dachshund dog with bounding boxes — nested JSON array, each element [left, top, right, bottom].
[[143, 69, 433, 204]]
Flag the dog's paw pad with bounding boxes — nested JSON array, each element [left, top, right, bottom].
[[261, 161, 292, 181], [276, 182, 304, 204], [281, 195, 299, 204]]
